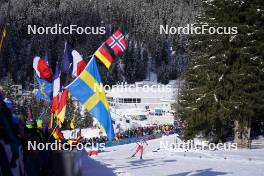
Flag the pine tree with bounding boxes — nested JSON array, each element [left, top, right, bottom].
[[180, 0, 264, 146], [1, 0, 200, 85], [81, 110, 93, 128], [30, 95, 50, 124]]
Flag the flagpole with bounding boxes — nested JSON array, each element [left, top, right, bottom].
[[0, 0, 11, 54]]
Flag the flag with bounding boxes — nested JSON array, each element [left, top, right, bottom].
[[0, 26, 7, 51], [95, 44, 115, 69], [95, 29, 127, 69], [51, 64, 60, 113], [72, 50, 87, 77], [76, 128, 82, 142], [52, 127, 64, 141], [57, 89, 68, 126], [62, 42, 72, 74], [105, 29, 127, 57], [35, 76, 53, 103], [62, 43, 86, 77], [71, 130, 76, 138], [67, 57, 114, 140], [33, 56, 52, 81]]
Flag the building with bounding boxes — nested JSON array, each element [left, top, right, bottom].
[[106, 81, 179, 113]]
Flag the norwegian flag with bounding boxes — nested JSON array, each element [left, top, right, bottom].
[[105, 29, 127, 57]]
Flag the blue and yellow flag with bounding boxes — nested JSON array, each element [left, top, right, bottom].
[[35, 76, 53, 103], [67, 57, 114, 140]]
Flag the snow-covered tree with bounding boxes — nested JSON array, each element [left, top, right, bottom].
[[180, 0, 264, 146]]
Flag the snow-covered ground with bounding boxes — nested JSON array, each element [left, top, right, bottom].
[[80, 135, 264, 176]]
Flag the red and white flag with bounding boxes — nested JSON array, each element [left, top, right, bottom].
[[105, 29, 127, 57], [71, 50, 87, 77], [33, 56, 52, 81], [51, 64, 60, 113]]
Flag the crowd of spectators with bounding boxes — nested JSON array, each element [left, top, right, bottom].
[[0, 87, 58, 176], [0, 86, 178, 176], [82, 125, 177, 147], [115, 125, 176, 139]]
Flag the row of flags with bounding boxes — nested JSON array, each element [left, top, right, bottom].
[[32, 29, 127, 141], [95, 30, 126, 68]]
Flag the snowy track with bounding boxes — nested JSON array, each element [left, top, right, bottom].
[[82, 135, 264, 176]]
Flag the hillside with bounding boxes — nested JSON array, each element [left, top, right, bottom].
[[0, 0, 201, 87]]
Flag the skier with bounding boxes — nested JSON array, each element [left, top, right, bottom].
[[131, 137, 148, 160]]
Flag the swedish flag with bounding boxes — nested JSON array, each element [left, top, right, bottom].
[[67, 57, 114, 140]]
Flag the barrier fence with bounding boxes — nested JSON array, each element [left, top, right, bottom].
[[105, 133, 163, 147]]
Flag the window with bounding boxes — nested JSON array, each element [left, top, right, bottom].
[[118, 98, 123, 103], [124, 98, 133, 103], [120, 98, 141, 103]]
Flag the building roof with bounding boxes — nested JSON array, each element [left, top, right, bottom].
[[106, 81, 176, 100]]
